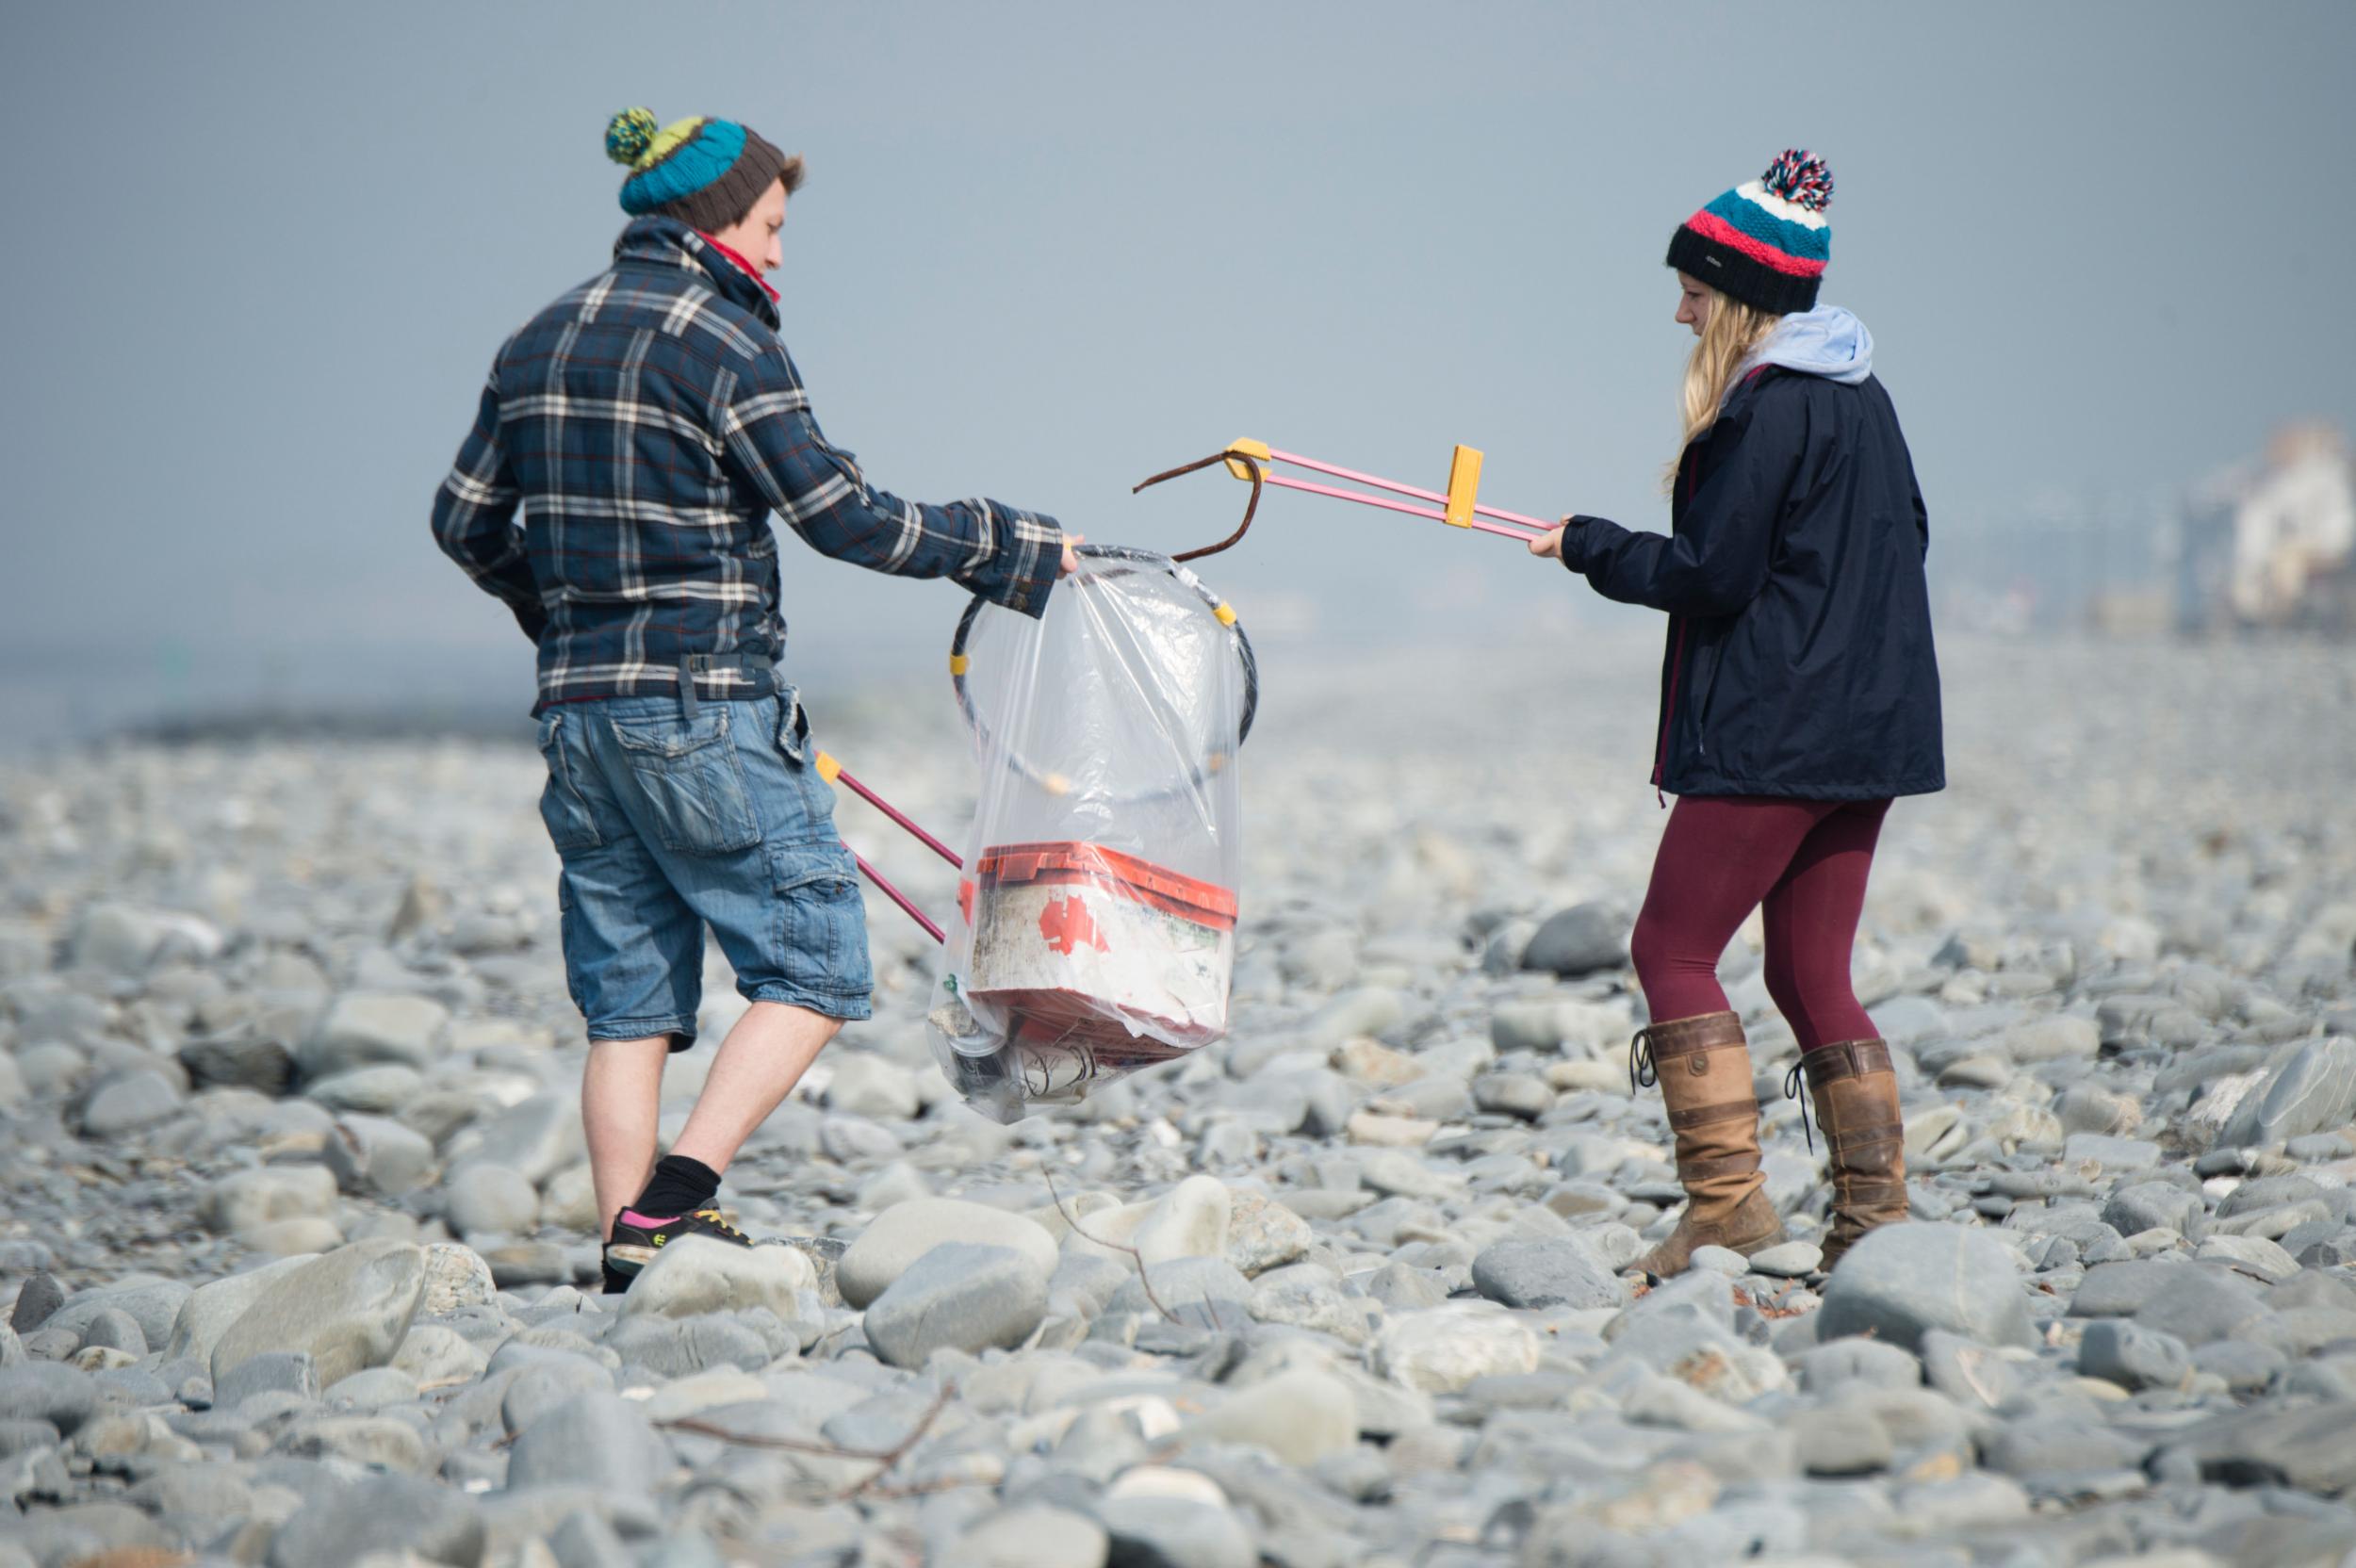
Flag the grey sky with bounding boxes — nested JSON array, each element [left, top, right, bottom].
[[3, 2, 2350, 741]]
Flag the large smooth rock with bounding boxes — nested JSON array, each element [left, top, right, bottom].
[[2133, 1266, 2272, 1347], [443, 1161, 540, 1236], [506, 1391, 674, 1502], [1179, 1366, 1357, 1465], [1061, 1177, 1235, 1274], [617, 1235, 815, 1320], [501, 1360, 614, 1436], [456, 1090, 583, 1185], [2102, 1182, 2206, 1241], [2070, 1258, 2194, 1318], [838, 1199, 1059, 1310], [2078, 1320, 2191, 1392], [300, 992, 451, 1078], [1521, 903, 1626, 977], [1374, 1303, 1542, 1394], [211, 1238, 427, 1387], [79, 1069, 185, 1135], [862, 1243, 1049, 1368], [323, 1113, 437, 1198], [1816, 1223, 2035, 1351], [2217, 1037, 2356, 1150], [165, 1254, 318, 1364], [1471, 1238, 1628, 1311], [1130, 1177, 1233, 1266], [604, 1315, 773, 1378]]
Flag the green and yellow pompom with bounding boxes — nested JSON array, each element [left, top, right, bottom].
[[604, 106, 660, 168]]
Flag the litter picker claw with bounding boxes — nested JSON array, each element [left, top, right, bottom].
[[1136, 439, 1557, 547], [814, 536, 1258, 953]]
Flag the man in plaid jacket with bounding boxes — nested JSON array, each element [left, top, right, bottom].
[[433, 108, 1074, 1292]]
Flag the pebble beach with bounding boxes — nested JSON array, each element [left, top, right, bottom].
[[4, 629, 2356, 1568]]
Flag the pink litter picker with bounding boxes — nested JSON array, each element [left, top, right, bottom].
[[1133, 437, 1559, 550], [812, 749, 963, 946]]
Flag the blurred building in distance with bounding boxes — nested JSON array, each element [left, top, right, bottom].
[[2178, 422, 2356, 636]]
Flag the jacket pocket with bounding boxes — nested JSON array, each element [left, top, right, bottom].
[[607, 707, 762, 855], [535, 713, 605, 853]]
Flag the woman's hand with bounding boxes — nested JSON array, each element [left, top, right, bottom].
[[1058, 532, 1087, 576], [1528, 518, 1573, 561]]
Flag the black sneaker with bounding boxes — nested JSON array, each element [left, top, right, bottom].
[[603, 1206, 754, 1285]]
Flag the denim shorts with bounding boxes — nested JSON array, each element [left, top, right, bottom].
[[534, 689, 873, 1050]]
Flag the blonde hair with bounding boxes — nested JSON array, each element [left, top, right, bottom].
[[1665, 285, 1780, 490]]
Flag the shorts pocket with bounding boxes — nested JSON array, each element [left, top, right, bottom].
[[535, 713, 604, 853], [608, 707, 762, 855], [777, 841, 872, 996], [765, 687, 842, 842], [774, 685, 810, 768]]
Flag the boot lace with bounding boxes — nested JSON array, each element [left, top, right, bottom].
[[1783, 1060, 1815, 1154], [1628, 1028, 1660, 1095]]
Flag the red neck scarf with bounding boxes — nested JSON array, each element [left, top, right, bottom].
[[696, 232, 780, 304]]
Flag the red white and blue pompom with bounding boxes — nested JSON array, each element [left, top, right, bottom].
[[1761, 149, 1834, 212]]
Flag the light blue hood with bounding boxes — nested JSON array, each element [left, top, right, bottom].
[[1737, 303, 1873, 392]]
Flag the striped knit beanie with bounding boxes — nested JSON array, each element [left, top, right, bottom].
[[604, 108, 799, 232], [1665, 150, 1834, 317]]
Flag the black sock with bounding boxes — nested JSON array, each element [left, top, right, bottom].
[[629, 1154, 721, 1219]]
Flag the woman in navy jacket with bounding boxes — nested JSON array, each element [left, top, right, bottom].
[[1532, 152, 1943, 1278]]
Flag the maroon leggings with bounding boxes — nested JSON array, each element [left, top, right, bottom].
[[1631, 795, 1891, 1052]]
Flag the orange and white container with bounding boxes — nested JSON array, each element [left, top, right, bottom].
[[961, 841, 1237, 1049]]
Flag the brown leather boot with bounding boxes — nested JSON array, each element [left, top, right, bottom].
[[1792, 1039, 1908, 1270], [1629, 1011, 1786, 1278]]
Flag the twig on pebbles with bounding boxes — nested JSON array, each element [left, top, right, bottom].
[[658, 1379, 960, 1503], [839, 1380, 957, 1501], [1041, 1168, 1183, 1327]]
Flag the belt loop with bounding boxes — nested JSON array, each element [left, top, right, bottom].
[[677, 654, 700, 724]]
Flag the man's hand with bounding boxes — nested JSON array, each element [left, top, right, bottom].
[[1529, 519, 1572, 561], [1058, 532, 1087, 577]]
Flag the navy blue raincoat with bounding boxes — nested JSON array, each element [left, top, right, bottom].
[[1561, 366, 1944, 800]]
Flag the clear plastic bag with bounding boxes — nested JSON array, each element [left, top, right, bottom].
[[927, 547, 1252, 1121]]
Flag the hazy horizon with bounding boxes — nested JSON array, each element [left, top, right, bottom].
[[4, 2, 2351, 748]]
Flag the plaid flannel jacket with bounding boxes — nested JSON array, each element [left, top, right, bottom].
[[432, 217, 1061, 710]]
